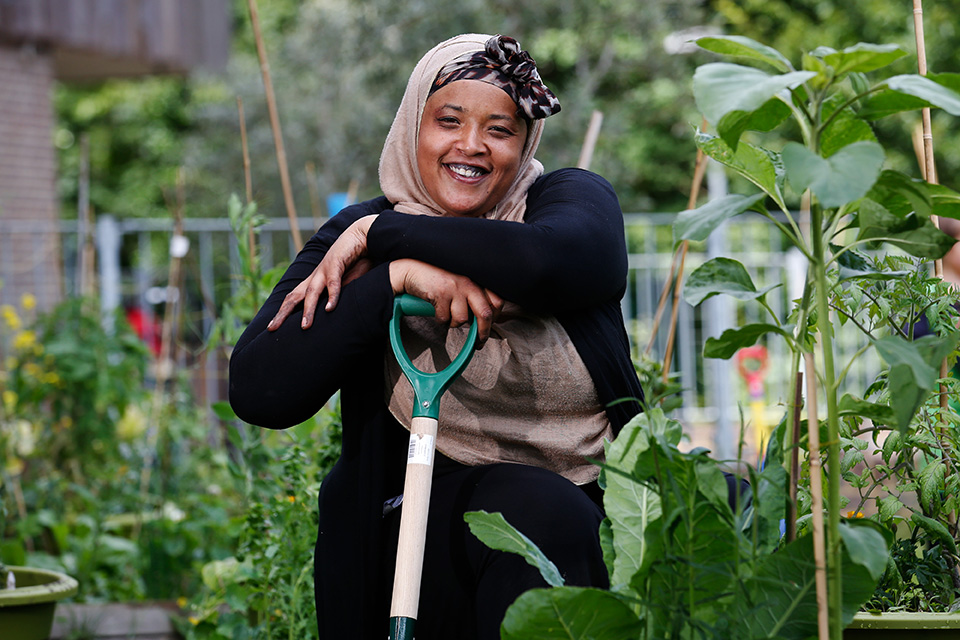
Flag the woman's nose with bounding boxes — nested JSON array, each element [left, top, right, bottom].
[[456, 126, 484, 155]]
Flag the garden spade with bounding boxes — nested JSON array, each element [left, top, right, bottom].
[[387, 294, 478, 640]]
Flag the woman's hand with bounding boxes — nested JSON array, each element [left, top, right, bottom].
[[268, 215, 377, 331], [389, 259, 503, 346]]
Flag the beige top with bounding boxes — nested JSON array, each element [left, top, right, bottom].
[[386, 308, 613, 485]]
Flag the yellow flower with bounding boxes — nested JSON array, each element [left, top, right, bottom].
[[177, 597, 188, 608], [2, 390, 16, 413], [1, 305, 20, 331], [287, 495, 296, 503], [20, 293, 36, 311], [846, 510, 865, 519], [189, 616, 200, 626], [116, 404, 147, 440], [42, 372, 60, 386], [13, 331, 37, 352]]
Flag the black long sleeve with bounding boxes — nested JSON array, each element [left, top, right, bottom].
[[366, 169, 627, 312], [228, 199, 394, 429]]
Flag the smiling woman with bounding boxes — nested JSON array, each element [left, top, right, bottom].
[[416, 81, 527, 218], [228, 33, 644, 640]]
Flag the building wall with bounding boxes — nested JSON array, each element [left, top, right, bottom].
[[0, 43, 62, 309]]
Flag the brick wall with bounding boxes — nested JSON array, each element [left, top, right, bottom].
[[0, 43, 63, 310]]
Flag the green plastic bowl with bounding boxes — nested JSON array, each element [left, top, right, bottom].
[[0, 566, 79, 640]]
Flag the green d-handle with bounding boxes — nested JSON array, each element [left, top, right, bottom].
[[389, 294, 478, 420]]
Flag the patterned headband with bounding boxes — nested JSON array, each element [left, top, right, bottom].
[[429, 35, 561, 120]]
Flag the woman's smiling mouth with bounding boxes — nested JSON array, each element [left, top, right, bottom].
[[446, 163, 489, 180]]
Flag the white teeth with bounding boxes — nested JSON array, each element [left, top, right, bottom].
[[448, 164, 484, 178]]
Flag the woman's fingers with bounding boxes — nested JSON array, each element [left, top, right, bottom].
[[390, 259, 495, 345], [267, 281, 309, 331]]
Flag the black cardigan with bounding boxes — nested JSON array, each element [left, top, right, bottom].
[[229, 168, 644, 639]]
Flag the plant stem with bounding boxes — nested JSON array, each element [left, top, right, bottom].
[[810, 201, 844, 640]]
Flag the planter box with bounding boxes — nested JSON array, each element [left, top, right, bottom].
[[845, 611, 960, 639], [51, 602, 183, 640], [0, 566, 79, 640]]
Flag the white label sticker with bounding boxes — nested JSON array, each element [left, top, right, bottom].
[[407, 433, 435, 466], [170, 234, 190, 258]]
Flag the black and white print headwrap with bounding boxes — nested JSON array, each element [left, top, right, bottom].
[[429, 35, 561, 120]]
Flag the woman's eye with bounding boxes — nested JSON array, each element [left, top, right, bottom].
[[490, 126, 515, 137], [438, 116, 459, 126]]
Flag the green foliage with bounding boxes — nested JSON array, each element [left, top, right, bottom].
[[176, 404, 341, 640], [470, 409, 888, 639], [683, 32, 960, 634]]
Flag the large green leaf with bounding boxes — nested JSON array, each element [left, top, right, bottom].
[[781, 140, 884, 208], [732, 525, 885, 639], [693, 62, 816, 127], [683, 257, 779, 306], [820, 94, 878, 158], [823, 43, 907, 75], [695, 35, 793, 72], [838, 394, 896, 426], [500, 587, 643, 640], [465, 511, 564, 587], [704, 323, 793, 360], [856, 199, 955, 259], [859, 89, 930, 120], [873, 334, 958, 430], [884, 74, 960, 116], [717, 98, 792, 150], [930, 183, 960, 221], [674, 192, 767, 244], [838, 520, 889, 582], [602, 414, 662, 590], [865, 170, 933, 219], [695, 131, 786, 210], [632, 443, 739, 628]]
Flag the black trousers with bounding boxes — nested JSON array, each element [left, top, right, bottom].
[[380, 454, 609, 640]]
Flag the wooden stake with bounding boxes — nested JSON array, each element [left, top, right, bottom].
[[804, 352, 829, 640], [577, 111, 604, 170], [787, 370, 803, 543], [655, 119, 710, 379], [237, 97, 256, 259], [246, 0, 303, 250], [912, 0, 957, 545]]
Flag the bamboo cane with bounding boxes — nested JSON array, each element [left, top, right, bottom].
[[577, 111, 604, 170], [647, 120, 708, 362], [912, 0, 959, 568], [656, 120, 711, 380], [246, 0, 303, 250], [804, 352, 829, 640], [237, 97, 256, 259], [787, 370, 803, 543]]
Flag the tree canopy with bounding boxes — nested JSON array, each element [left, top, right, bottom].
[[53, 0, 960, 221]]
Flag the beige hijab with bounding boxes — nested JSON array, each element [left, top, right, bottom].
[[378, 34, 611, 484]]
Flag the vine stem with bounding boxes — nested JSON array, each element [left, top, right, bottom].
[[810, 199, 843, 640]]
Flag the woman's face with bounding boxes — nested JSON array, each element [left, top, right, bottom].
[[417, 80, 527, 218]]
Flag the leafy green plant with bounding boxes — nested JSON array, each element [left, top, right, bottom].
[[177, 404, 341, 640], [469, 409, 888, 639], [672, 35, 960, 636], [829, 255, 960, 612]]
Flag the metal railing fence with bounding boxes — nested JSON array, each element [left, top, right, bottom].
[[0, 214, 883, 443]]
